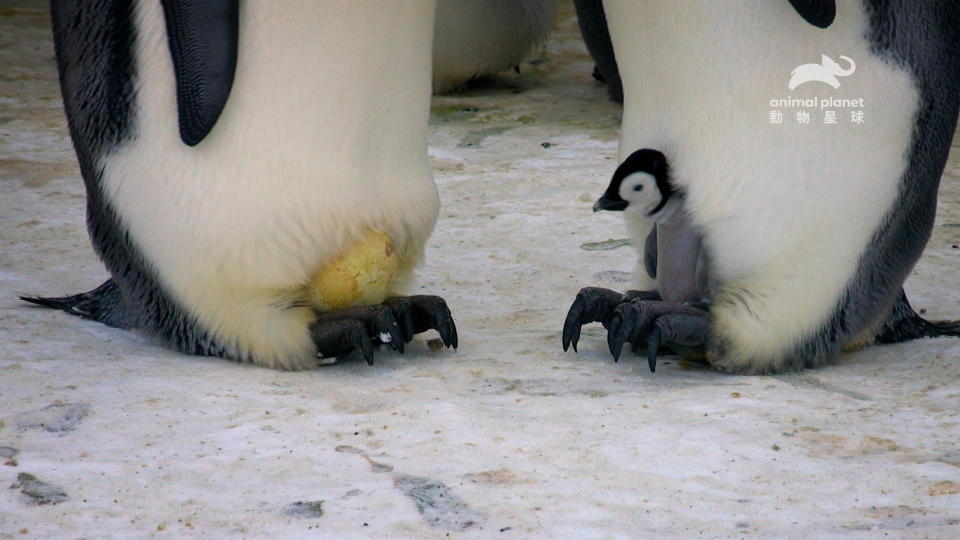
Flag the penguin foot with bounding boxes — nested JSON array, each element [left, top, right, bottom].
[[310, 296, 457, 365], [561, 287, 661, 352], [383, 295, 458, 351], [562, 286, 708, 372], [607, 300, 708, 372]]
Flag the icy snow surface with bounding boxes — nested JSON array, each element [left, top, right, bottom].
[[2, 2, 959, 538]]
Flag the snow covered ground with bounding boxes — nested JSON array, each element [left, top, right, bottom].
[[2, 2, 958, 538]]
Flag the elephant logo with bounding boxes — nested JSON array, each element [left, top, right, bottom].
[[788, 55, 856, 90]]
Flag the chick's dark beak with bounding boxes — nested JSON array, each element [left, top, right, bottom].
[[593, 195, 628, 212]]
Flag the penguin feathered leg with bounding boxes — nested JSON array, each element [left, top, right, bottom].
[[875, 290, 960, 344]]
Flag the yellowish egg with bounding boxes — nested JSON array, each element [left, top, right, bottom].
[[308, 229, 399, 310]]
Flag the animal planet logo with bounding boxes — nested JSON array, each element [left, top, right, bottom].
[[769, 54, 864, 126], [788, 55, 856, 90]]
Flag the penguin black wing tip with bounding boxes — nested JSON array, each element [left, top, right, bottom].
[[20, 294, 72, 310], [787, 0, 836, 29], [876, 312, 960, 343], [916, 318, 960, 339], [18, 280, 127, 326], [160, 0, 239, 147]]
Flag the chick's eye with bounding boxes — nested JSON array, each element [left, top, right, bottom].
[[633, 185, 643, 191]]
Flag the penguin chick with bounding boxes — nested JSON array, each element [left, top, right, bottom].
[[592, 148, 705, 304], [563, 148, 711, 372]]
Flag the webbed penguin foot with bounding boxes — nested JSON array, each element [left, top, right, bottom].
[[562, 287, 661, 352], [310, 296, 457, 366], [607, 300, 709, 372]]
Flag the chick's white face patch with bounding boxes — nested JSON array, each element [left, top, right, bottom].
[[618, 172, 662, 215]]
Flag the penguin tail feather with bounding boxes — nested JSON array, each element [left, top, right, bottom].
[[20, 279, 132, 329], [876, 316, 960, 343], [876, 291, 960, 344]]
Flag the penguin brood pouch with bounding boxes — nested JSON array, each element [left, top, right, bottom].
[[23, 1, 456, 369], [564, 0, 960, 374]]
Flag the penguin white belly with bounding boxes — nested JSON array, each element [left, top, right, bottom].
[[604, 1, 919, 371], [101, 1, 439, 368]]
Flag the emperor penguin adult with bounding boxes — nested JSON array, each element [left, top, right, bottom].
[[564, 1, 960, 373], [23, 1, 457, 369]]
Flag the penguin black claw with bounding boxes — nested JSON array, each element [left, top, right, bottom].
[[310, 317, 376, 365], [383, 297, 416, 343], [385, 295, 457, 350], [569, 295, 708, 372], [309, 296, 456, 366], [645, 312, 710, 372], [562, 287, 624, 352], [646, 327, 661, 373], [606, 300, 656, 362], [396, 295, 458, 350], [310, 304, 405, 365]]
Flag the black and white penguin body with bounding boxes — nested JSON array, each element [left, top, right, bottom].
[[597, 1, 960, 372], [36, 1, 455, 369], [432, 0, 557, 93]]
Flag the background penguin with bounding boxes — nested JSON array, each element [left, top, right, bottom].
[[432, 0, 557, 93], [566, 0, 960, 373], [23, 1, 456, 369], [572, 0, 622, 103]]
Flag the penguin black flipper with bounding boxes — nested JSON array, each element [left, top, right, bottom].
[[643, 225, 657, 279], [875, 290, 960, 344], [159, 0, 238, 146], [20, 280, 134, 330], [787, 0, 836, 28]]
